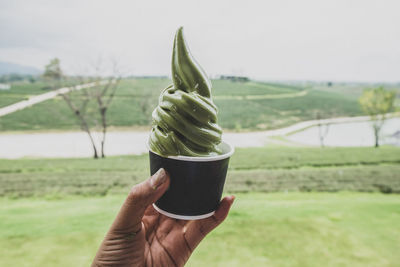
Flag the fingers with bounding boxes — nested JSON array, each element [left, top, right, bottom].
[[183, 195, 235, 251], [110, 168, 170, 233]]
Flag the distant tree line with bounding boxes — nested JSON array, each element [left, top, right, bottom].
[[0, 73, 37, 83], [219, 75, 249, 82]]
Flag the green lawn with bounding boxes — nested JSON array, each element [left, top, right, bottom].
[[0, 79, 82, 108], [212, 79, 303, 96], [0, 81, 55, 108], [1, 78, 398, 266], [1, 147, 400, 266], [1, 147, 400, 197], [311, 82, 400, 100], [0, 94, 29, 108], [1, 193, 399, 267], [0, 78, 363, 131]]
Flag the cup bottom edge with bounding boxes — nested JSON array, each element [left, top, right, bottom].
[[152, 204, 215, 220]]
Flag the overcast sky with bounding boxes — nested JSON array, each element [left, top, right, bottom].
[[1, 0, 399, 82]]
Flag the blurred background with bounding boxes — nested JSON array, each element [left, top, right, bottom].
[[1, 0, 399, 266]]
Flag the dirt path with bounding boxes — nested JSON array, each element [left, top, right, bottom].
[[0, 82, 103, 117]]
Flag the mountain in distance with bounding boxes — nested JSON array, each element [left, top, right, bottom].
[[0, 61, 42, 75]]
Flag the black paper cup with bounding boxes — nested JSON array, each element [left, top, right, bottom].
[[148, 141, 234, 220]]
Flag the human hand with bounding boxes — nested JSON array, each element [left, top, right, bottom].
[[92, 168, 235, 266]]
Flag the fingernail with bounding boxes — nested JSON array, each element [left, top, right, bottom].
[[150, 168, 167, 190]]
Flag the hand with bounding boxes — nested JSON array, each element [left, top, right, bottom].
[[92, 168, 235, 266]]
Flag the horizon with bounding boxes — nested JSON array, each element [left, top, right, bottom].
[[1, 0, 400, 83], [2, 60, 400, 85]]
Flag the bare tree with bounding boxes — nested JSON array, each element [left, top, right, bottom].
[[60, 77, 120, 158], [316, 112, 330, 147], [93, 77, 121, 158], [43, 58, 121, 159], [60, 85, 99, 158]]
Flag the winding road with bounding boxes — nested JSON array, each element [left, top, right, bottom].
[[0, 82, 104, 117]]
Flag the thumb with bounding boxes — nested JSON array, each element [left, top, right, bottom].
[[110, 168, 170, 233]]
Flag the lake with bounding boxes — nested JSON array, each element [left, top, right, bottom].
[[287, 117, 400, 147]]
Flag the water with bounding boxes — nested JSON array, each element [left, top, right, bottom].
[[287, 118, 400, 147], [1, 117, 398, 159], [0, 131, 269, 159]]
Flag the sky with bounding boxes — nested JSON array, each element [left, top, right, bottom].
[[0, 0, 399, 82]]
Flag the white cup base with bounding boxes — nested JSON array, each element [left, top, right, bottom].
[[153, 204, 215, 220]]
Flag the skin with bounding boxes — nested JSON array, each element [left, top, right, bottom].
[[92, 168, 234, 266]]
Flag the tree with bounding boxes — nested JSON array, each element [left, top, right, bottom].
[[61, 85, 100, 158], [42, 58, 63, 89], [43, 58, 121, 158], [92, 76, 121, 158], [359, 87, 396, 147], [60, 77, 120, 158], [315, 112, 330, 147]]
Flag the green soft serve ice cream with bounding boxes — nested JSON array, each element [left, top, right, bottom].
[[149, 27, 222, 157]]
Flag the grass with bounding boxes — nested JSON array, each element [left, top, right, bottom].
[[230, 146, 400, 169], [1, 193, 399, 267], [4, 81, 51, 94], [0, 79, 81, 108], [311, 82, 400, 100], [0, 94, 29, 108], [1, 147, 400, 197], [1, 79, 398, 266], [0, 81, 56, 108], [1, 147, 399, 266], [0, 78, 363, 131], [0, 81, 50, 96], [212, 80, 303, 96], [216, 89, 361, 130]]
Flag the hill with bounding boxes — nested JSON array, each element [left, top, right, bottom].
[[0, 61, 41, 75], [0, 78, 362, 131]]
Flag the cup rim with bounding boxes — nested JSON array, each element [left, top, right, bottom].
[[147, 140, 234, 162]]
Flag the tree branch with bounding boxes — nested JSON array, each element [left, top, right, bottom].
[[61, 92, 99, 158]]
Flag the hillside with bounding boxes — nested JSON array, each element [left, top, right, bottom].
[[0, 61, 41, 75], [0, 78, 362, 131]]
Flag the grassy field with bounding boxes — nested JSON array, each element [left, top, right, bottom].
[[1, 147, 400, 266], [0, 78, 363, 131], [1, 146, 400, 197], [0, 94, 29, 108], [1, 79, 398, 266], [311, 82, 400, 100], [0, 81, 49, 108], [1, 193, 399, 267], [0, 80, 82, 108]]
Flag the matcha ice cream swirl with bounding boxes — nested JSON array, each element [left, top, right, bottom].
[[149, 27, 222, 157]]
